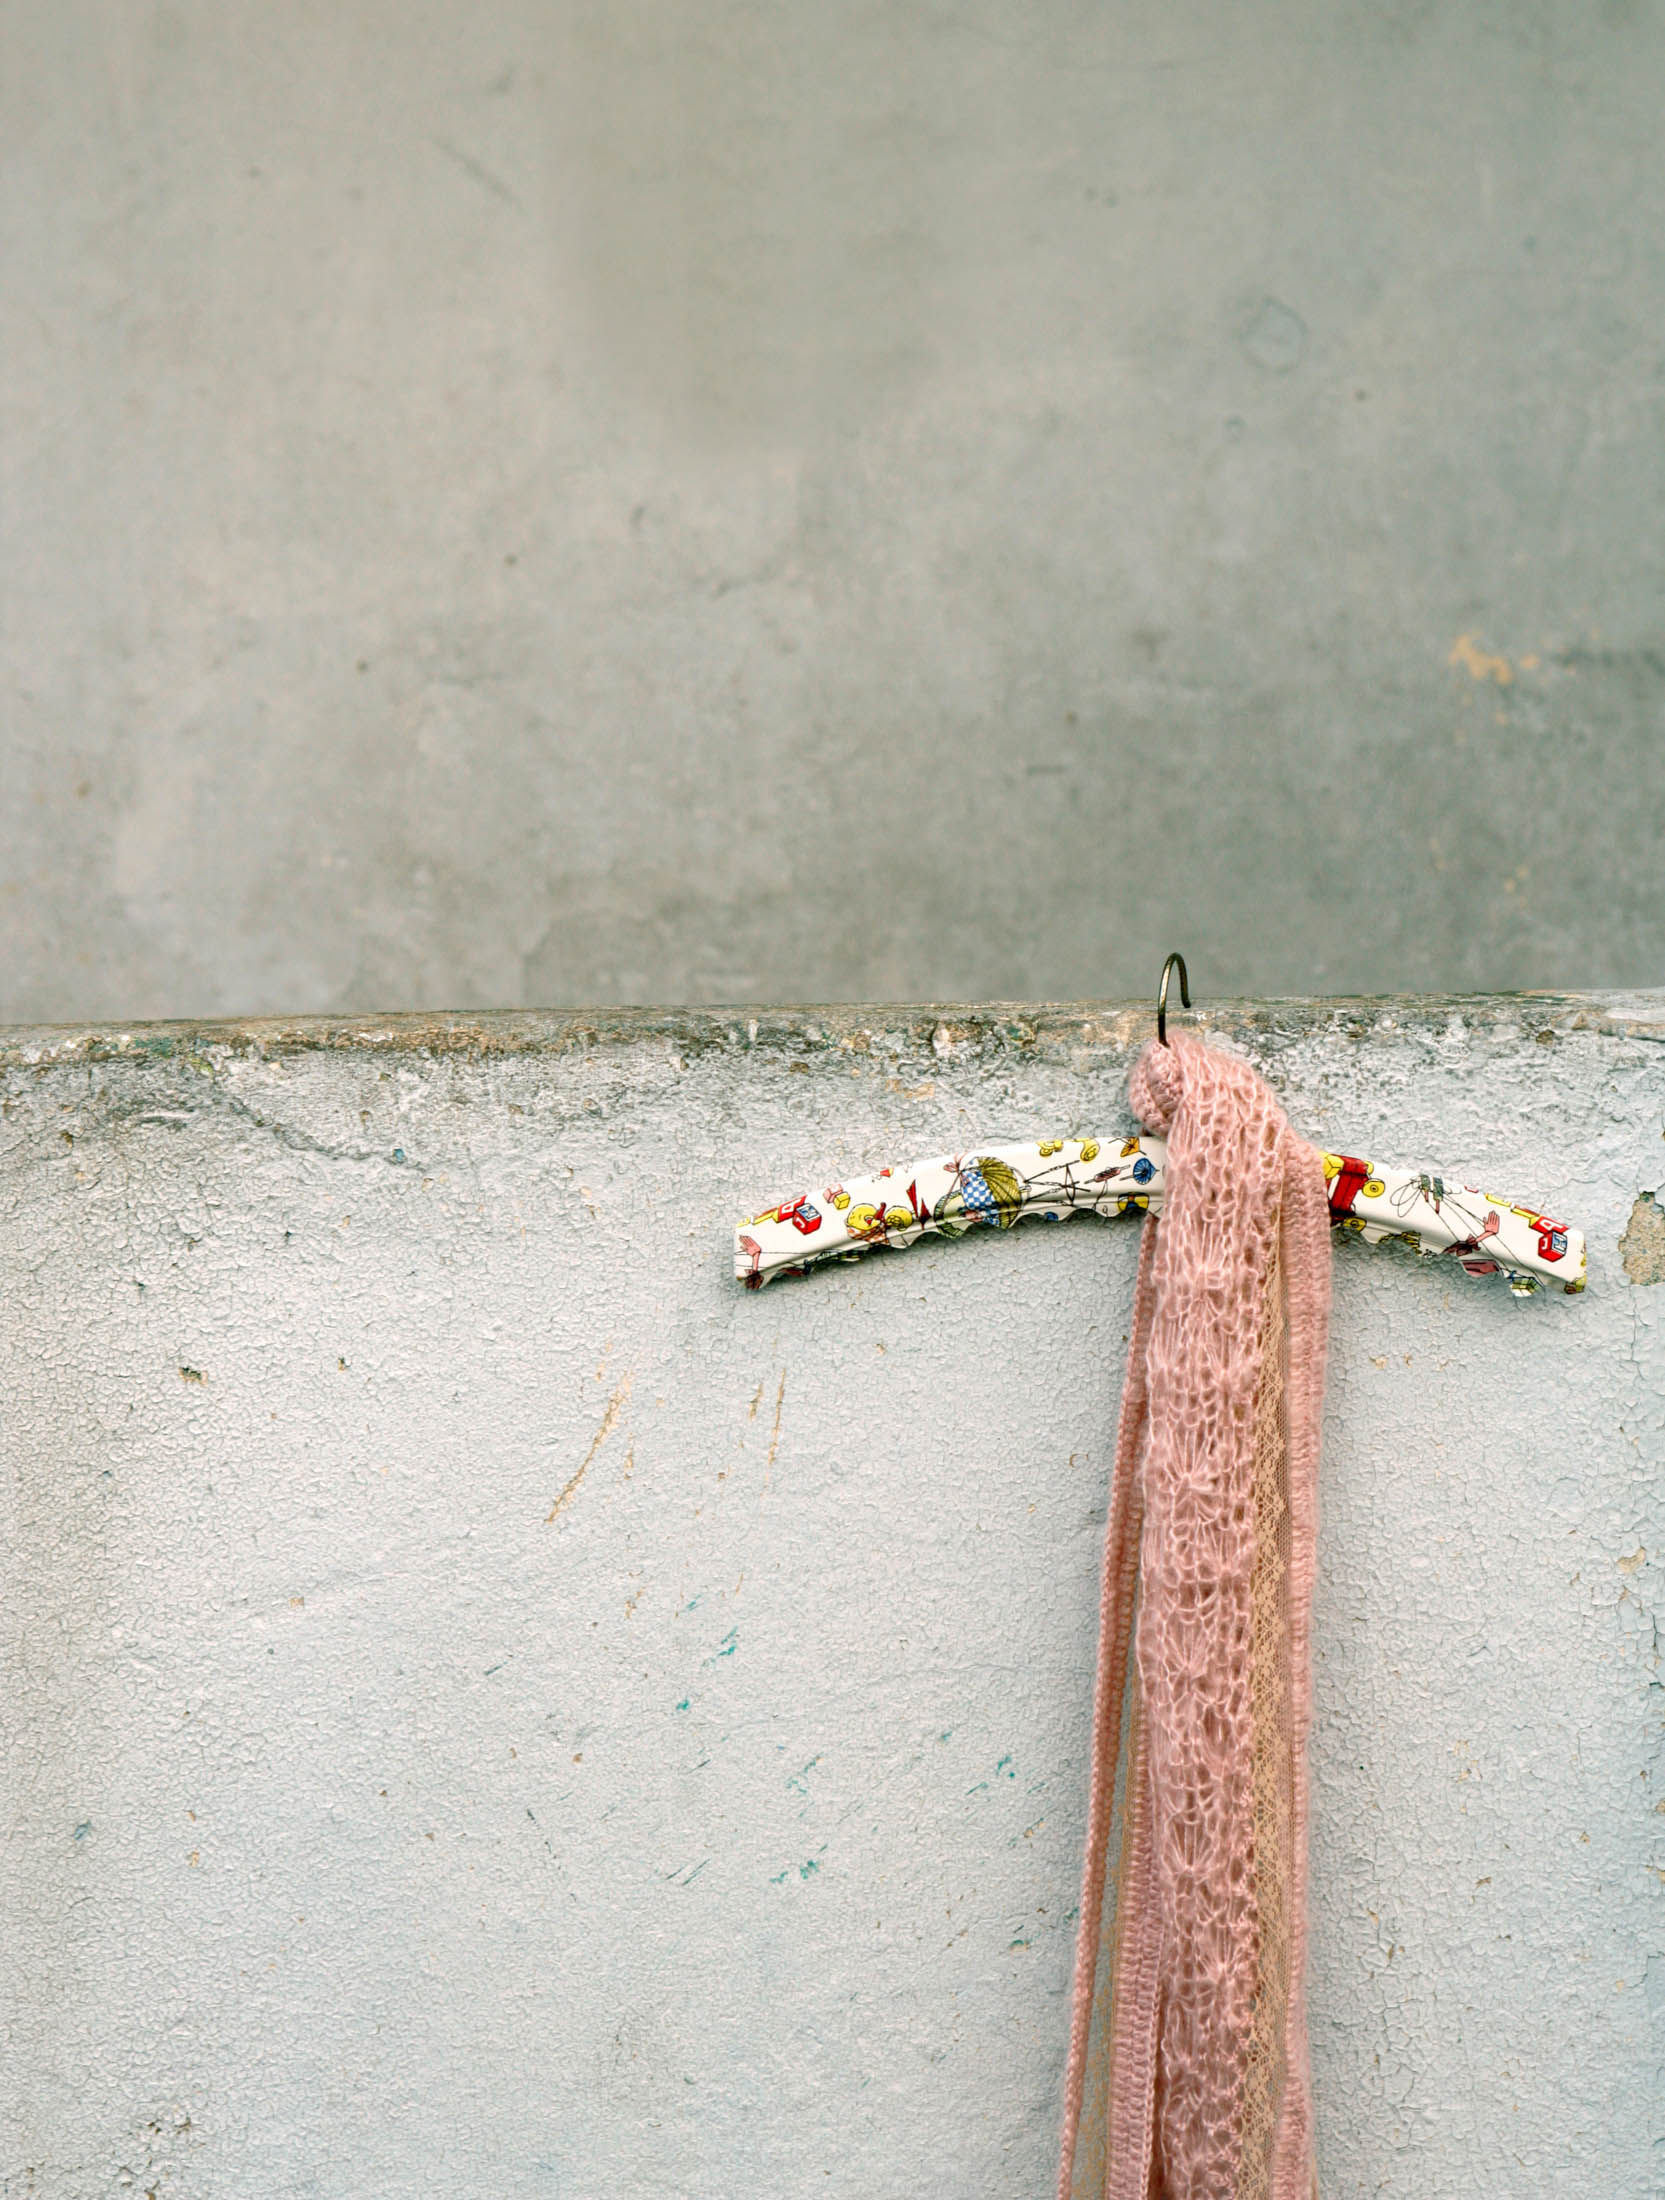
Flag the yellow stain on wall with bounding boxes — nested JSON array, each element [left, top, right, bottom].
[[1449, 633, 1514, 684]]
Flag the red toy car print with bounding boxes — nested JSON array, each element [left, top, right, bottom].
[[1530, 1215, 1569, 1261]]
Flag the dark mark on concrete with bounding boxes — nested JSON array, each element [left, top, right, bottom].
[[431, 135, 522, 210]]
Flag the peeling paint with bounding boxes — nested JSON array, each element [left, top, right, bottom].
[[1619, 1191, 1665, 1283]]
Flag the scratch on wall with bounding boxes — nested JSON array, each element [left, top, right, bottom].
[[766, 1373, 786, 1477], [546, 1375, 633, 1521]]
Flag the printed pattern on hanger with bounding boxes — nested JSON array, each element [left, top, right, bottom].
[[734, 1136, 1586, 1296]]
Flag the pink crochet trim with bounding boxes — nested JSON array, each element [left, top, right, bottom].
[[1058, 1035, 1332, 2200]]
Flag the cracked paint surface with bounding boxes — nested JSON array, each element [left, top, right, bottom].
[[0, 993, 1659, 2197]]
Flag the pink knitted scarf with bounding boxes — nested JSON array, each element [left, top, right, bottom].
[[1058, 1034, 1332, 2200]]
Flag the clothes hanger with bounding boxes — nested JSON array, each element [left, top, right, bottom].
[[731, 957, 1587, 2199], [733, 954, 1587, 1298]]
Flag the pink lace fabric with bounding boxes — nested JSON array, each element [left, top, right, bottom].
[[1057, 1035, 1332, 2200]]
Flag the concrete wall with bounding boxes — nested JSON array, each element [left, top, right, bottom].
[[4, 5, 1665, 1022], [1, 994, 1658, 2197]]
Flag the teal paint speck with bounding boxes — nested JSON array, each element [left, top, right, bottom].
[[674, 1698, 690, 1711]]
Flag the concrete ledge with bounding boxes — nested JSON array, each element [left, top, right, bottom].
[[3, 986, 1664, 1069]]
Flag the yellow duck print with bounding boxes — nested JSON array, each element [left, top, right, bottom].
[[846, 1201, 915, 1242]]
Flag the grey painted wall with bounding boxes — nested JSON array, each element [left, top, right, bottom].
[[3, 5, 1665, 1023], [0, 995, 1659, 2196]]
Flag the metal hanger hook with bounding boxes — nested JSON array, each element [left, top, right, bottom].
[[1156, 952, 1191, 1047]]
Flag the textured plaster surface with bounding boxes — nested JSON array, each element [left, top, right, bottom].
[[6, 5, 1665, 1021], [0, 994, 1660, 2198]]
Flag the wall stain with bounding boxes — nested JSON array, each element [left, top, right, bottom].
[[1449, 633, 1514, 684], [1240, 297, 1306, 374]]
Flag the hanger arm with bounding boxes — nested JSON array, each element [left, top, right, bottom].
[[734, 1136, 1586, 1297]]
